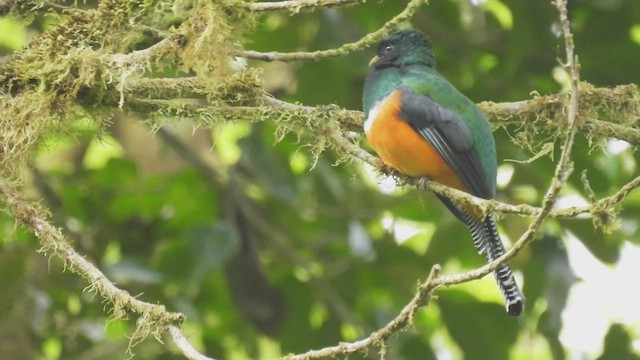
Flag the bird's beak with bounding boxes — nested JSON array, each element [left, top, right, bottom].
[[369, 55, 379, 66]]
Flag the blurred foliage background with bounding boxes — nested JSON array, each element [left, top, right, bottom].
[[1, 0, 640, 359]]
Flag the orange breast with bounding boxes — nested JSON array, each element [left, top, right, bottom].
[[365, 90, 468, 193]]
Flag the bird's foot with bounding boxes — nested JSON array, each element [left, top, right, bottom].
[[417, 177, 432, 191], [379, 163, 396, 177]]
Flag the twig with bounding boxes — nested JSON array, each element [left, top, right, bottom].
[[240, 0, 428, 62], [106, 36, 183, 108], [0, 178, 217, 359], [242, 0, 366, 12], [601, 174, 640, 207], [327, 127, 583, 217], [26, 1, 87, 15], [137, 93, 639, 222], [478, 83, 640, 145], [45, 3, 85, 14], [267, 97, 640, 225], [168, 325, 215, 360], [580, 117, 640, 145], [0, 179, 183, 322], [283, 265, 441, 360], [326, 128, 382, 168], [108, 36, 179, 67]]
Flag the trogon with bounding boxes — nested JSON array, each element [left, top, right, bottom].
[[362, 29, 524, 316]]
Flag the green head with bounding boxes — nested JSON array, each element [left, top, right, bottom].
[[369, 29, 436, 70]]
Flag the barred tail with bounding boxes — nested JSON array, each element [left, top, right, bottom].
[[464, 212, 525, 317], [484, 215, 524, 316]]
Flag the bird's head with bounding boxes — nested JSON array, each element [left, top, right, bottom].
[[369, 29, 436, 70]]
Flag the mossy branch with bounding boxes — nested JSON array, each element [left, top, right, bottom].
[[481, 83, 640, 146], [240, 0, 429, 62], [117, 85, 637, 229], [241, 0, 367, 12], [120, 76, 640, 145], [0, 179, 210, 359]]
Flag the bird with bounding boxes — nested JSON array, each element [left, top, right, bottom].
[[362, 29, 524, 316]]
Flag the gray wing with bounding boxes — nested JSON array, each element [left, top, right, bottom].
[[398, 87, 493, 199]]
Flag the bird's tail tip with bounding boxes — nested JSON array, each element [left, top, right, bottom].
[[506, 297, 525, 317]]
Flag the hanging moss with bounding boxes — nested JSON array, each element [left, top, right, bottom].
[[0, 0, 258, 178], [483, 82, 640, 159]]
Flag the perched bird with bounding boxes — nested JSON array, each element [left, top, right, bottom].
[[363, 29, 524, 316]]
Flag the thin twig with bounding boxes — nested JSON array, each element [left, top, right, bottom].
[[29, 1, 87, 15], [108, 36, 179, 67], [137, 94, 637, 222], [168, 325, 215, 360], [283, 265, 441, 360], [601, 174, 640, 207], [242, 0, 366, 12], [241, 0, 428, 62]]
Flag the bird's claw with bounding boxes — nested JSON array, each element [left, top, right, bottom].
[[417, 177, 431, 191]]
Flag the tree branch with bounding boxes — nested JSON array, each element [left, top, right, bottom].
[[0, 178, 215, 360], [480, 83, 640, 145], [123, 77, 640, 145], [240, 0, 428, 62], [263, 96, 638, 228], [118, 86, 640, 228]]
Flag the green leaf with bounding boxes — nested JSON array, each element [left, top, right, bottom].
[[597, 323, 640, 360], [399, 335, 438, 360], [525, 235, 575, 359], [439, 290, 520, 360], [563, 219, 623, 264], [238, 125, 298, 202], [104, 259, 163, 285], [189, 224, 241, 275]]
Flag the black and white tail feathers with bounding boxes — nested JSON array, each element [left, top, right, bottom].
[[463, 212, 525, 317]]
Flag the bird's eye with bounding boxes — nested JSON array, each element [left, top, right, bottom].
[[383, 44, 395, 54]]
